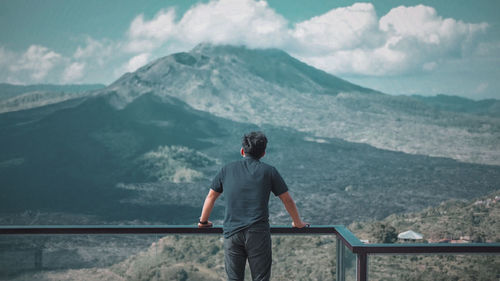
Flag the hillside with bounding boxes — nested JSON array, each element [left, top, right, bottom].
[[347, 190, 500, 281], [349, 190, 500, 243], [411, 94, 500, 118], [2, 92, 500, 226], [0, 83, 105, 100], [103, 44, 500, 165], [0, 83, 105, 113], [0, 93, 228, 223]]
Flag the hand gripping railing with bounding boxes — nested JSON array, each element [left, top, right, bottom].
[[1, 225, 499, 281]]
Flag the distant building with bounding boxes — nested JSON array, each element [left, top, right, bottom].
[[460, 235, 471, 241], [397, 230, 424, 241]]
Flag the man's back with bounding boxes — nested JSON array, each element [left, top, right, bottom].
[[211, 156, 288, 238]]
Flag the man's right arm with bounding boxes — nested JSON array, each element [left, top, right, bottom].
[[278, 191, 309, 228], [198, 189, 221, 227]]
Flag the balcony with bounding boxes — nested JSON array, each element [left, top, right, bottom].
[[1, 225, 499, 280]]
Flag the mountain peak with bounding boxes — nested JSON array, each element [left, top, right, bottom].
[[107, 44, 376, 109], [190, 42, 288, 57]]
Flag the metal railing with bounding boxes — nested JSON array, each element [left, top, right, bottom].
[[334, 226, 500, 281], [1, 225, 499, 281]]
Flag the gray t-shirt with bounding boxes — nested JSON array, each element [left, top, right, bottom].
[[210, 156, 289, 238]]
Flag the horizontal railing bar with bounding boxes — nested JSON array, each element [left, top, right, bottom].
[[353, 243, 500, 254], [1, 225, 499, 255], [0, 225, 336, 235], [0, 225, 222, 235]]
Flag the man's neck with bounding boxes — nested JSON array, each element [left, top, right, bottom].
[[244, 154, 260, 160]]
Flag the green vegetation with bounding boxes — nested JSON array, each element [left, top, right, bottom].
[[349, 190, 500, 281], [368, 255, 498, 281], [350, 190, 500, 243]]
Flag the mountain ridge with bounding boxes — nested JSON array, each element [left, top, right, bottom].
[[101, 44, 500, 165], [0, 83, 105, 113], [0, 83, 105, 100], [410, 94, 500, 118]]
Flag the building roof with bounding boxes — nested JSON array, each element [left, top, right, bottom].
[[398, 230, 423, 240]]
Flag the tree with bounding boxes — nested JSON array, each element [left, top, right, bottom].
[[374, 223, 398, 243]]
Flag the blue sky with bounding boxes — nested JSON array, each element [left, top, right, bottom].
[[1, 0, 499, 99]]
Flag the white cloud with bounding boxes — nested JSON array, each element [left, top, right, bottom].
[[176, 0, 288, 48], [0, 1, 494, 88], [126, 9, 176, 53], [291, 3, 380, 55], [74, 36, 115, 66], [378, 5, 488, 66], [291, 4, 488, 76], [126, 53, 150, 72], [62, 62, 86, 83], [124, 0, 288, 55], [129, 9, 176, 41], [120, 1, 488, 78], [379, 5, 488, 45], [9, 45, 62, 81]]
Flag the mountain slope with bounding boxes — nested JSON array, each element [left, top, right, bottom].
[[0, 83, 105, 100], [348, 190, 500, 281], [1, 89, 500, 225], [0, 93, 227, 222], [0, 83, 105, 113], [350, 190, 500, 243], [102, 44, 500, 165], [0, 91, 87, 114], [411, 94, 500, 118]]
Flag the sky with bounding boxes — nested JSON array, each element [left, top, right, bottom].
[[1, 0, 499, 100]]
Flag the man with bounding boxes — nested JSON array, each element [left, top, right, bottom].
[[198, 131, 309, 281]]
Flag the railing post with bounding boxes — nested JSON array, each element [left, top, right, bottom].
[[336, 238, 345, 281], [356, 253, 367, 281]]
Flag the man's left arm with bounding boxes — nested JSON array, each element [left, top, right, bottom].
[[198, 189, 221, 227]]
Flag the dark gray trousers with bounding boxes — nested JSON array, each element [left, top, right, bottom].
[[224, 222, 272, 281]]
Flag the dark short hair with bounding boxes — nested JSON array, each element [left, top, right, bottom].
[[242, 131, 267, 158]]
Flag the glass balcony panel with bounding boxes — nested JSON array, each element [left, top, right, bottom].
[[0, 234, 160, 280], [271, 235, 336, 280], [341, 242, 357, 281], [0, 233, 338, 281], [367, 254, 500, 281]]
